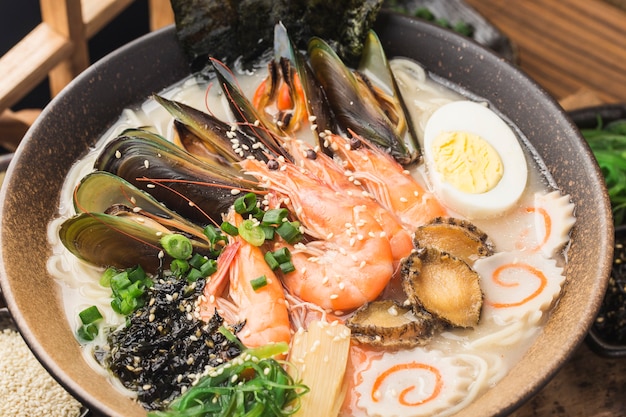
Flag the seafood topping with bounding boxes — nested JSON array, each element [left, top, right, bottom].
[[413, 217, 494, 266], [401, 247, 483, 328], [347, 300, 443, 348]]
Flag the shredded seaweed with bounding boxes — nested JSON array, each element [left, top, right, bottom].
[[170, 0, 383, 71], [95, 276, 244, 410]]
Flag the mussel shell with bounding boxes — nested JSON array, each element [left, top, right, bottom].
[[210, 58, 292, 161], [274, 22, 337, 151], [73, 171, 209, 242], [59, 212, 170, 272], [358, 30, 420, 160], [308, 36, 415, 165], [95, 130, 256, 225], [154, 95, 270, 164]]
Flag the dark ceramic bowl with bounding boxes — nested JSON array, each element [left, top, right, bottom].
[[569, 104, 626, 358], [0, 12, 613, 417]]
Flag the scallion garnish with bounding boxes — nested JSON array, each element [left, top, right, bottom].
[[106, 266, 152, 316], [160, 234, 193, 260], [77, 323, 99, 342], [279, 261, 296, 274], [220, 221, 239, 236], [234, 192, 258, 214], [250, 275, 268, 291], [203, 225, 226, 247], [238, 219, 266, 246], [264, 251, 279, 270], [262, 208, 289, 225], [99, 267, 117, 287], [199, 259, 218, 276], [276, 220, 302, 244], [261, 224, 276, 240], [186, 268, 204, 282], [188, 253, 207, 269], [170, 259, 190, 276], [77, 305, 103, 342], [79, 305, 103, 325], [272, 247, 291, 263]]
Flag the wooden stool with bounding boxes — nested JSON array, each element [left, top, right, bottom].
[[0, 0, 174, 149]]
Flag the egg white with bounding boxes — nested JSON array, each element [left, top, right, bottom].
[[423, 100, 528, 219]]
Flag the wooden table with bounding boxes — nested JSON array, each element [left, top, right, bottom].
[[466, 0, 626, 108], [464, 1, 626, 416]]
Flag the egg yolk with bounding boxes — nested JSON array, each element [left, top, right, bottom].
[[431, 131, 503, 194]]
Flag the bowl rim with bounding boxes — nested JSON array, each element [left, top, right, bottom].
[[0, 12, 613, 417]]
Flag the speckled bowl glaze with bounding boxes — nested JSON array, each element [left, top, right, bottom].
[[0, 12, 612, 417]]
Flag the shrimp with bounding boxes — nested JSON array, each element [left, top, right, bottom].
[[284, 138, 414, 263], [326, 133, 447, 229], [241, 158, 395, 313], [198, 212, 291, 348]]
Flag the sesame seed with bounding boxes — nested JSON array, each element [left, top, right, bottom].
[[330, 294, 339, 300], [231, 189, 241, 195], [147, 183, 156, 188], [115, 150, 122, 159], [400, 197, 408, 203]]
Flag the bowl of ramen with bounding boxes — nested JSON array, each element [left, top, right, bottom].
[[0, 9, 612, 417]]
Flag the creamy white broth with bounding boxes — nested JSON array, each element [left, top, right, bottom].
[[47, 57, 574, 417]]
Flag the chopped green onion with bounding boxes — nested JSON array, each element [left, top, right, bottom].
[[188, 253, 208, 269], [127, 265, 146, 283], [220, 221, 239, 236], [79, 305, 103, 325], [186, 268, 204, 282], [279, 261, 296, 274], [106, 266, 152, 317], [272, 247, 291, 263], [99, 267, 117, 287], [234, 192, 258, 214], [121, 281, 145, 299], [111, 272, 131, 295], [170, 259, 190, 276], [160, 234, 193, 260], [261, 224, 275, 240], [203, 225, 226, 247], [276, 221, 302, 244], [250, 275, 268, 291], [200, 259, 218, 276], [264, 251, 279, 270], [238, 219, 266, 246], [77, 323, 99, 342], [262, 208, 288, 225]]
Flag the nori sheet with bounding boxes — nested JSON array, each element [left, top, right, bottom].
[[170, 0, 383, 71]]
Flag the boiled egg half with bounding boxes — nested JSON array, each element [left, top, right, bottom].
[[423, 100, 528, 219]]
